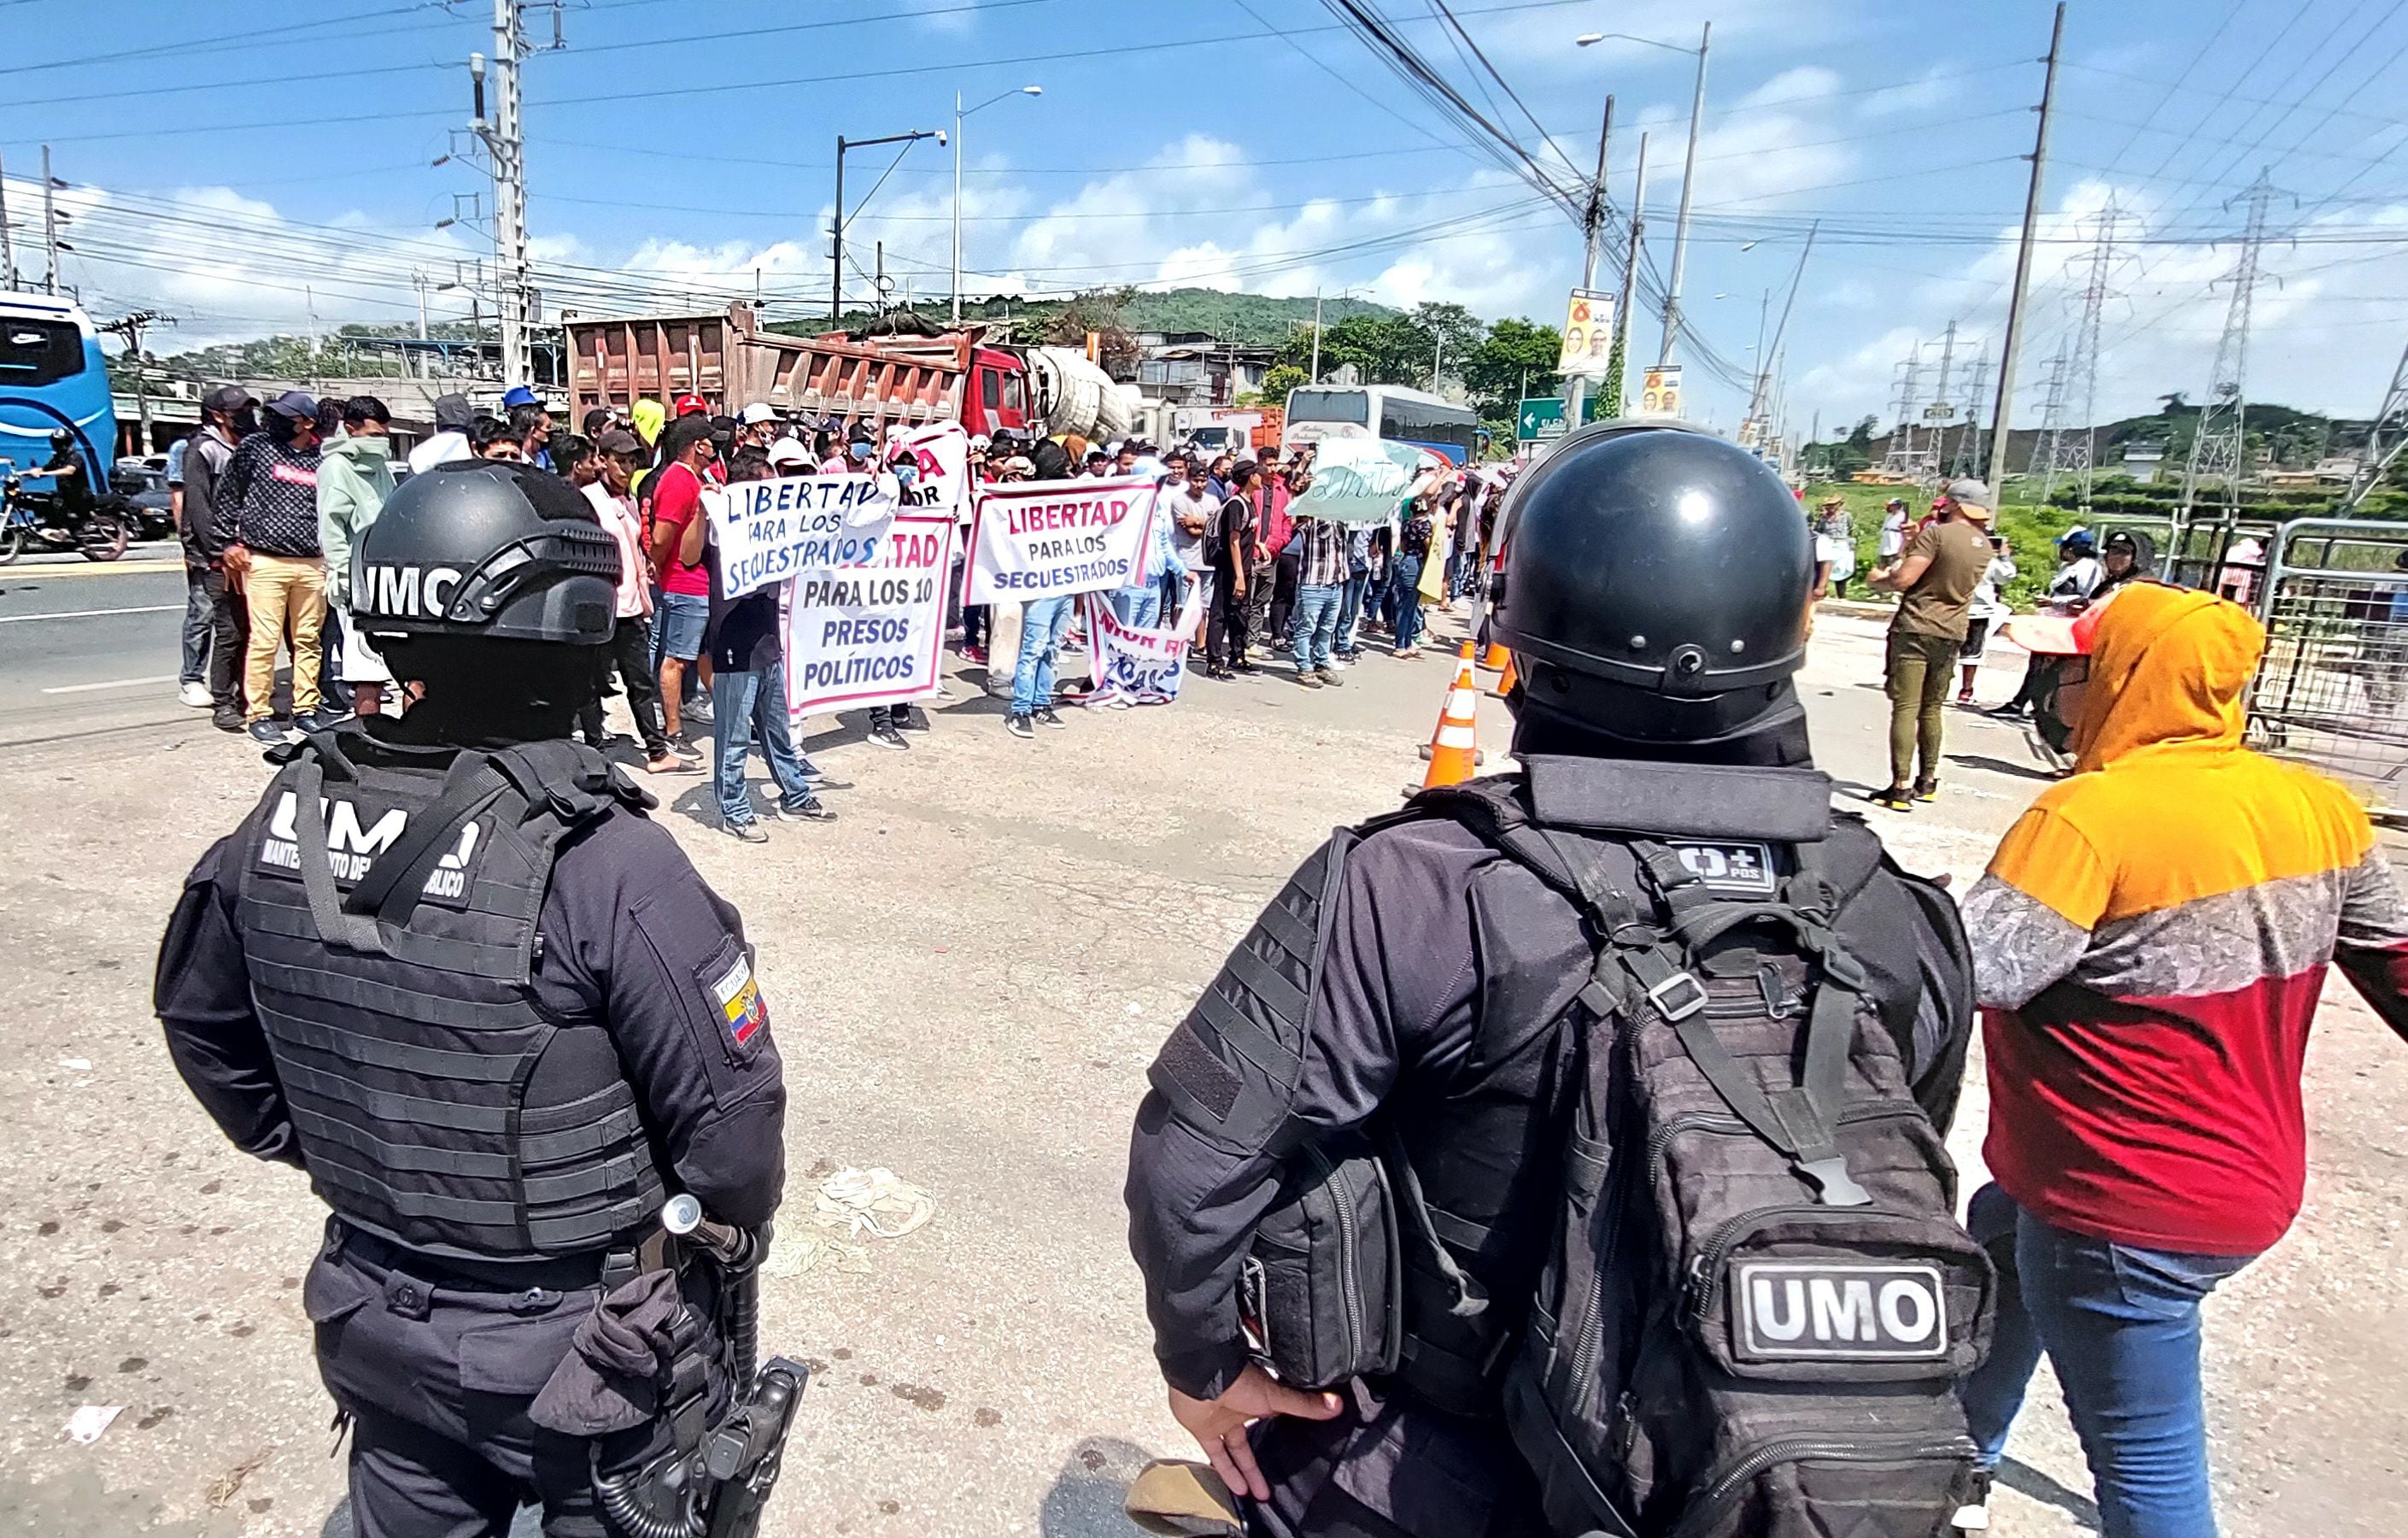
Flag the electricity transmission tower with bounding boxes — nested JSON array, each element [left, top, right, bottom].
[[2181, 172, 2288, 524], [2058, 203, 2119, 506], [1950, 344, 1991, 481], [1880, 350, 1920, 478], [2344, 332, 2408, 511], [2033, 338, 2074, 500]]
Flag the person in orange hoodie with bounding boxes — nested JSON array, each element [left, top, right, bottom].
[[1954, 581, 2408, 1538]]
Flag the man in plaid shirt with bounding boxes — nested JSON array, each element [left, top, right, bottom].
[[1286, 514, 1350, 689]]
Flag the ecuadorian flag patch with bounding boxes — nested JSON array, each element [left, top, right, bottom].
[[708, 954, 768, 1048]]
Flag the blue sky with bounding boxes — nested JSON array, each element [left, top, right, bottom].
[[4, 0, 2404, 437]]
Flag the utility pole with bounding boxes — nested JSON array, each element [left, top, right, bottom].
[[0, 150, 13, 291], [2182, 169, 2288, 528], [98, 309, 173, 453], [1565, 93, 1613, 426], [1603, 130, 1649, 422], [412, 271, 431, 341], [1656, 21, 1710, 368], [1748, 220, 1817, 429], [832, 136, 847, 323], [1310, 289, 1323, 382], [479, 0, 533, 389], [41, 144, 60, 296], [1985, 0, 2065, 494]]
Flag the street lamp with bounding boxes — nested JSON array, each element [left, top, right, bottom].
[[833, 128, 945, 323], [953, 85, 1042, 326], [1578, 24, 1710, 370]]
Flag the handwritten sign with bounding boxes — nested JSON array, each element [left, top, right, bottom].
[[710, 473, 893, 601]]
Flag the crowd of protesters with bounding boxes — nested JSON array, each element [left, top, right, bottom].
[[167, 381, 1500, 840]]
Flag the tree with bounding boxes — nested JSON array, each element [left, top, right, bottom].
[[1044, 286, 1142, 379], [1846, 414, 1877, 450], [1260, 363, 1309, 402], [1462, 317, 1561, 418], [1408, 302, 1485, 388]]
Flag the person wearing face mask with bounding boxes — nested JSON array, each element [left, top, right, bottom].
[[183, 386, 261, 732], [317, 396, 400, 719], [221, 391, 332, 744]]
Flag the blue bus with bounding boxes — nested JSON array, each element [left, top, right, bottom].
[[0, 292, 119, 494], [1280, 384, 1479, 466]]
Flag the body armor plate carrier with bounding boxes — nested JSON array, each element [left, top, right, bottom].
[[234, 726, 665, 1263]]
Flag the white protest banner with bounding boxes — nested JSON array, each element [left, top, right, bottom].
[[888, 421, 971, 521], [964, 475, 1158, 606], [1083, 588, 1203, 707], [782, 508, 956, 718], [1294, 437, 1432, 525], [710, 473, 891, 600]]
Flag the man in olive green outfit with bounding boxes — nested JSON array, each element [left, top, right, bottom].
[[1868, 478, 1995, 809]]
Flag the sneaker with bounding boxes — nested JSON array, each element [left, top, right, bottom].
[[720, 819, 770, 844], [1950, 1469, 1993, 1533], [246, 719, 293, 746], [213, 705, 245, 733], [1985, 702, 2027, 720], [295, 706, 348, 733], [179, 680, 214, 708], [900, 706, 934, 731], [867, 720, 910, 751], [962, 644, 988, 665], [1869, 786, 1915, 812], [1913, 780, 1941, 803], [1315, 666, 1344, 687], [769, 795, 835, 822], [1294, 667, 1325, 689], [1034, 704, 1067, 729], [1004, 713, 1034, 739], [668, 733, 704, 763]]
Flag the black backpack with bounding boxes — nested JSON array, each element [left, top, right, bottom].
[[1422, 785, 1995, 1538]]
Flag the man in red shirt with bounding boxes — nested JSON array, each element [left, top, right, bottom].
[[647, 415, 718, 759]]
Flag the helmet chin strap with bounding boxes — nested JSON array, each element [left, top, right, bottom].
[[1509, 679, 1815, 768]]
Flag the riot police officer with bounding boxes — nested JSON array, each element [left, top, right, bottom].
[[155, 461, 788, 1536], [1125, 422, 1982, 1538]]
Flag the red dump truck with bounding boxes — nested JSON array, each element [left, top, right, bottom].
[[562, 303, 1135, 443]]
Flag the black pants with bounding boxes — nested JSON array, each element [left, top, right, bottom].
[[1268, 545, 1303, 643], [204, 564, 248, 715], [962, 603, 990, 651], [578, 614, 668, 758], [308, 1224, 724, 1538], [1208, 565, 1251, 669], [1246, 557, 1280, 652], [1246, 1388, 1545, 1538]]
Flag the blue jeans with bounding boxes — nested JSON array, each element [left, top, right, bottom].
[[711, 660, 818, 825], [180, 566, 214, 684], [1011, 595, 1075, 716], [1390, 555, 1426, 651], [1289, 582, 1342, 671], [1112, 586, 1162, 629], [1335, 569, 1368, 654], [1958, 1183, 2256, 1538]]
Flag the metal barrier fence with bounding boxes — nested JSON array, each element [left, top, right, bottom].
[[2247, 519, 2408, 819]]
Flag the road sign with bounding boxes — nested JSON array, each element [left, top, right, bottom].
[[1518, 396, 1567, 442], [1556, 288, 1615, 379], [1635, 365, 1683, 420]]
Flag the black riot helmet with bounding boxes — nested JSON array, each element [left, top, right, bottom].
[[351, 460, 619, 646], [1491, 421, 1813, 748]]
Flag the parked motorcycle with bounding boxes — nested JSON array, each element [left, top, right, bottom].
[[0, 474, 131, 564]]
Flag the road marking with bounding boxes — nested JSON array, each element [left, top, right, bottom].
[[40, 673, 178, 696], [0, 602, 183, 625], [0, 559, 185, 579]]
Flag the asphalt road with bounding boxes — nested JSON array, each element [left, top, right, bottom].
[[0, 545, 198, 749]]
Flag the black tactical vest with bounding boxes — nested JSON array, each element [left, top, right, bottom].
[[1365, 760, 1972, 1418], [233, 728, 666, 1264]]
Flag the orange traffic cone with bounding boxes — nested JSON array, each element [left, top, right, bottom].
[[1421, 643, 1483, 790], [1493, 651, 1518, 698], [1479, 639, 1510, 672]]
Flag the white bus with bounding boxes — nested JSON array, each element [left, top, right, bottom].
[[1281, 383, 1479, 466]]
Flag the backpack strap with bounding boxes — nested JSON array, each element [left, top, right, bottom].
[[1623, 837, 1873, 1207]]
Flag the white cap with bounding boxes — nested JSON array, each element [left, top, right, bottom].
[[738, 402, 782, 426], [766, 435, 811, 468], [970, 432, 992, 449]]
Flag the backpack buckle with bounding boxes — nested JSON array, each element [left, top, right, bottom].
[[1644, 970, 1709, 1022]]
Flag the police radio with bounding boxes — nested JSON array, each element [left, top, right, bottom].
[[589, 1197, 809, 1538]]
